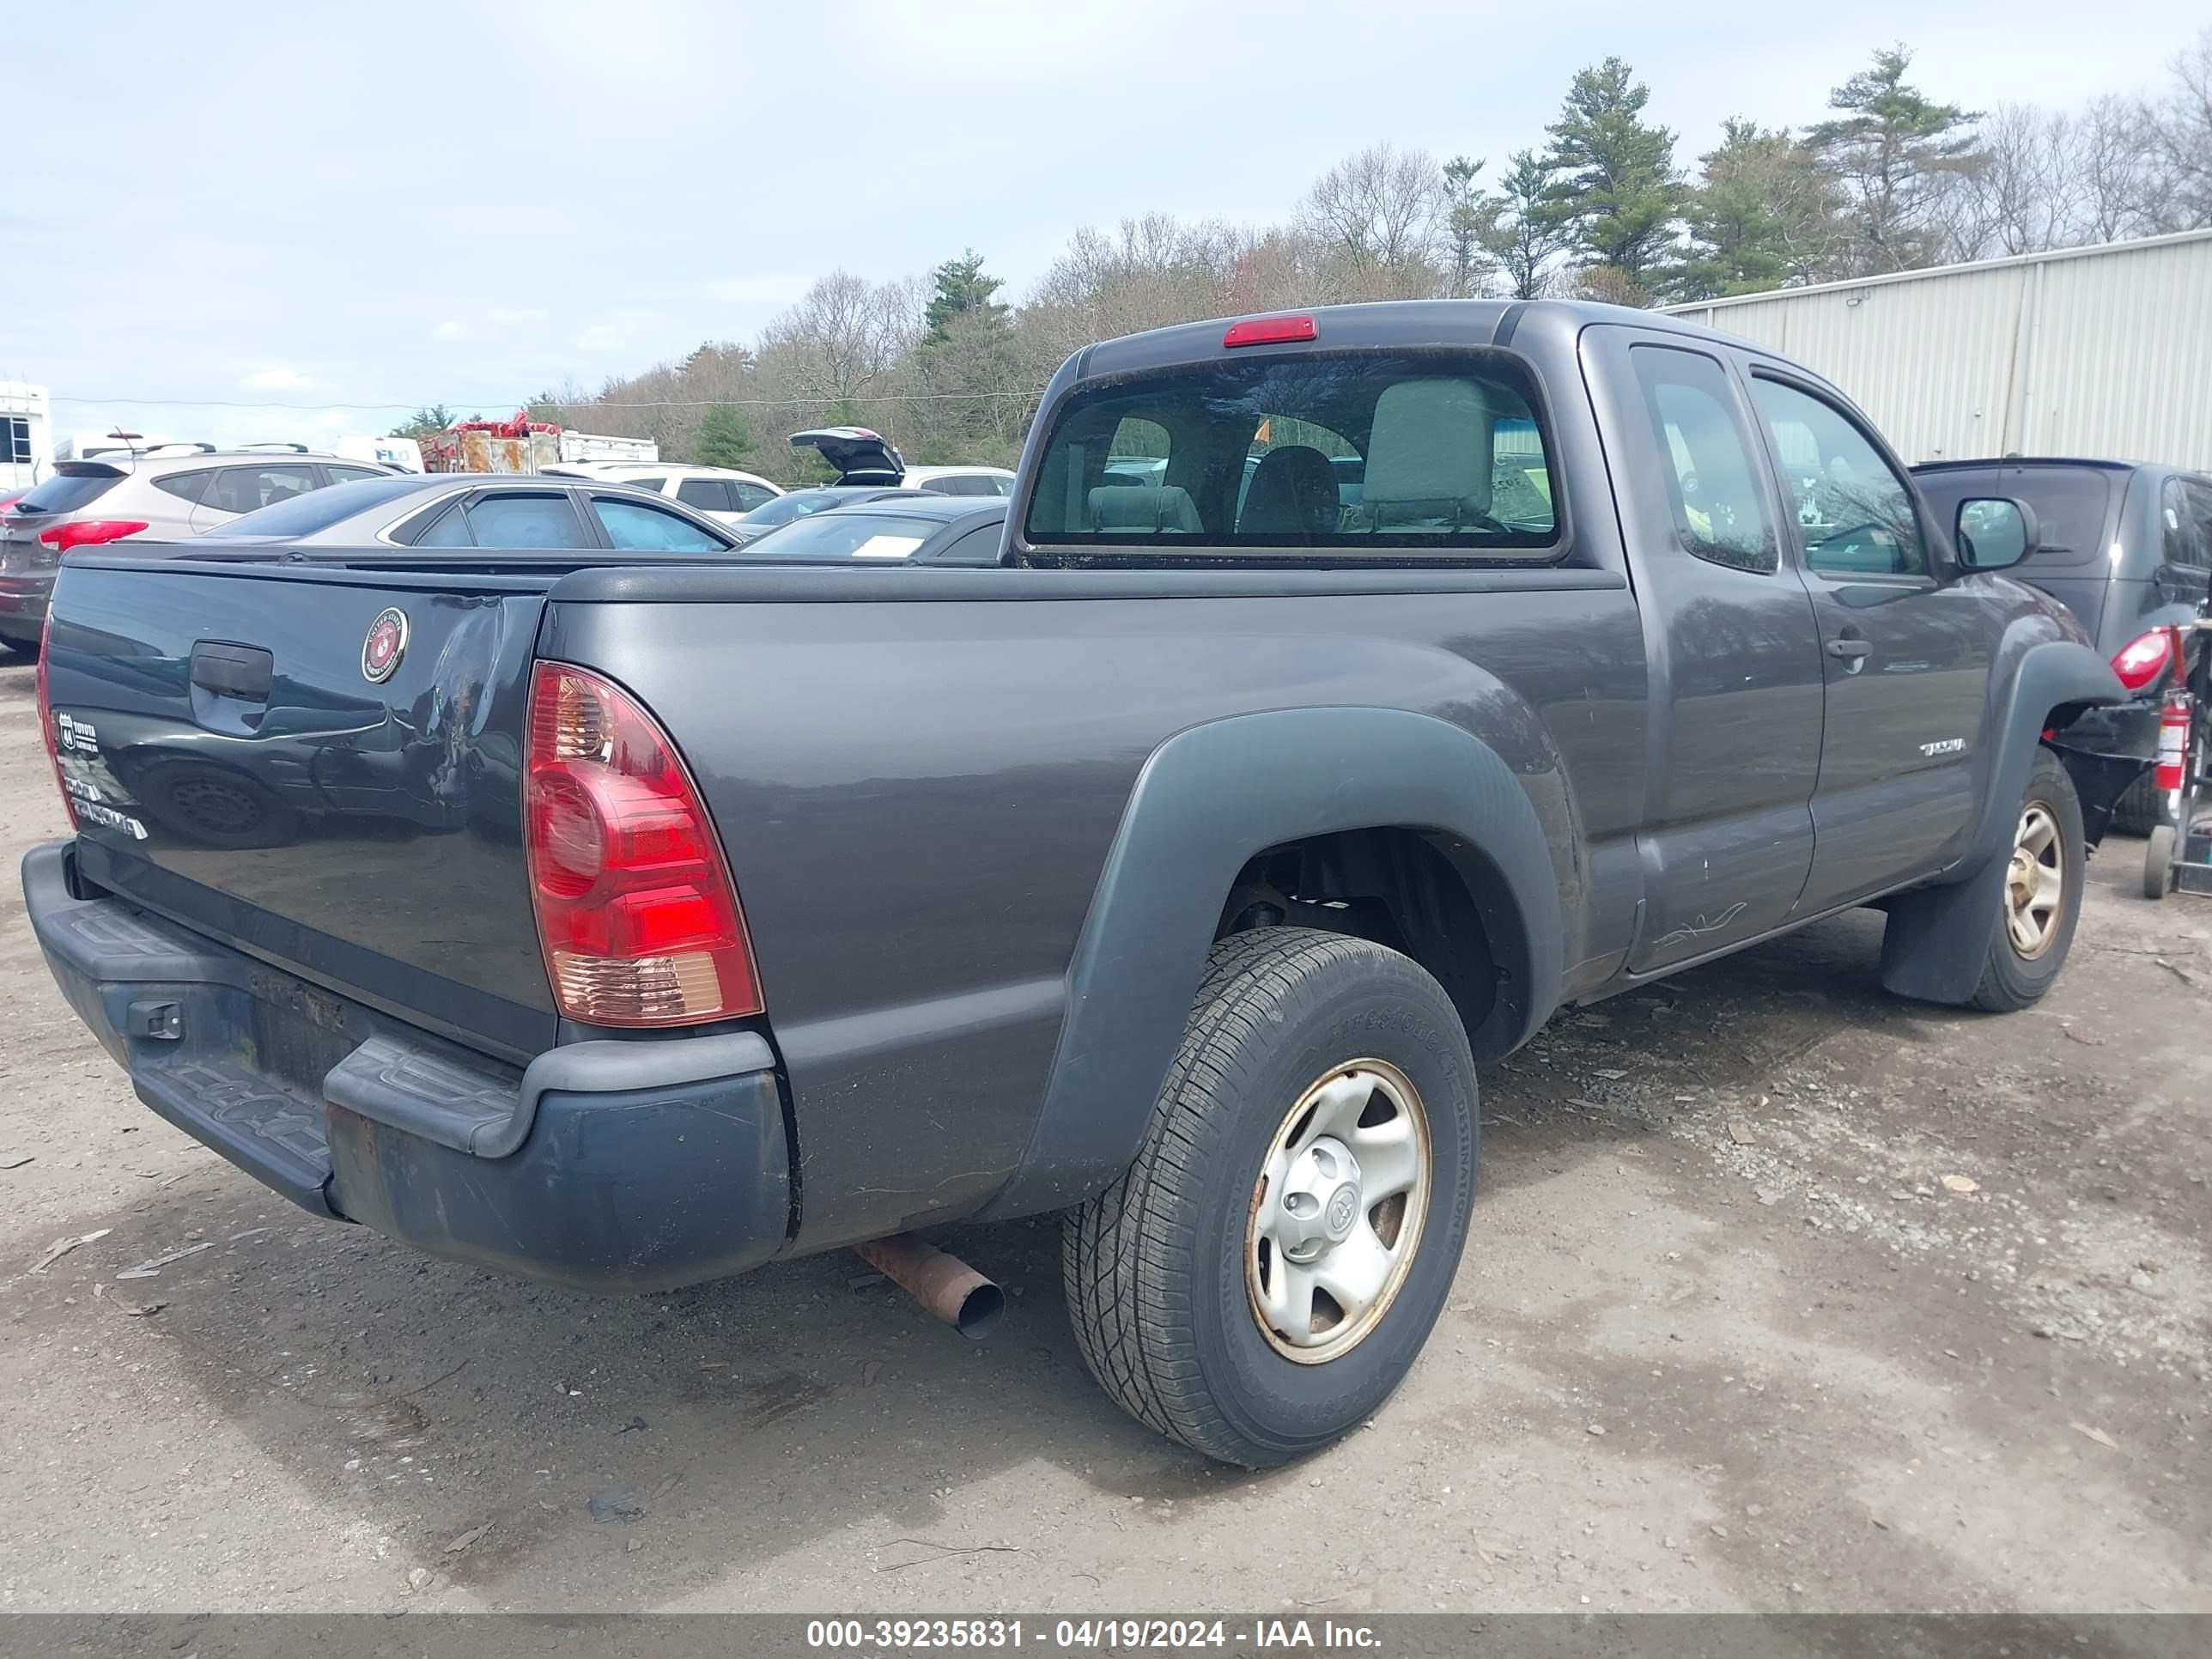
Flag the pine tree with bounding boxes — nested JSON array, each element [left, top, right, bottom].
[[1807, 45, 1983, 272], [1675, 121, 1800, 298], [1478, 150, 1574, 299], [1440, 155, 1497, 297], [1542, 58, 1682, 300], [693, 403, 756, 468], [922, 251, 1008, 343]]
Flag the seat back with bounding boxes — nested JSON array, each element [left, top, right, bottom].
[[1362, 379, 1492, 532], [1238, 445, 1338, 540], [1085, 483, 1203, 535]]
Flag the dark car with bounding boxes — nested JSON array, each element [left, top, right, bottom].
[[30, 298, 2128, 1468], [726, 486, 933, 544], [1914, 459, 2212, 831], [193, 471, 740, 552], [740, 495, 1006, 564]]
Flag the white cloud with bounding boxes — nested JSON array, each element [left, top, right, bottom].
[[313, 410, 347, 428], [241, 366, 313, 390], [702, 275, 811, 306], [433, 319, 466, 340], [486, 306, 550, 327]]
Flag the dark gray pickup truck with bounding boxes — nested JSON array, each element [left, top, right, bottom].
[[26, 299, 2127, 1468]]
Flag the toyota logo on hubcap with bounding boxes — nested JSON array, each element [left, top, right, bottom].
[[1325, 1183, 1360, 1240], [362, 608, 409, 684]]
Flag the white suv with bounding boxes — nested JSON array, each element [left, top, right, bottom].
[[0, 446, 394, 652], [540, 462, 782, 526]]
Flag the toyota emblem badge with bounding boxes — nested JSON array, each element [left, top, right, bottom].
[[362, 607, 409, 684]]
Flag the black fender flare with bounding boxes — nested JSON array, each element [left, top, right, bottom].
[[977, 706, 1562, 1219], [1880, 637, 2123, 1004]]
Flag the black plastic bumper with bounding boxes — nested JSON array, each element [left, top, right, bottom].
[[24, 840, 791, 1292]]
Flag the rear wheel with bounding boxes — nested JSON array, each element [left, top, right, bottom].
[[2144, 824, 2176, 900], [2110, 771, 2162, 837], [1062, 927, 1477, 1468], [1970, 748, 2084, 1012]]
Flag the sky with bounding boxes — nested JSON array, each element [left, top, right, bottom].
[[3, 0, 2204, 450]]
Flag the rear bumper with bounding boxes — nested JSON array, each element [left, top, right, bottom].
[[0, 570, 51, 639], [2062, 696, 2158, 763], [23, 840, 792, 1292]]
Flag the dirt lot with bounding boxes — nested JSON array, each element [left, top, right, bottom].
[[0, 651, 2205, 1616]]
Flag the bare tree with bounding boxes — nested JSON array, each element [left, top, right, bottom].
[[1299, 143, 1446, 298], [1948, 104, 2081, 258], [757, 271, 921, 406], [2139, 26, 2212, 230], [2072, 95, 2160, 243]]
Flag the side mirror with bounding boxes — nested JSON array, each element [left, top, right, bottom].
[[1954, 496, 2039, 571]]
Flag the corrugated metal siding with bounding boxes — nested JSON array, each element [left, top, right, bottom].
[[1667, 230, 2212, 472]]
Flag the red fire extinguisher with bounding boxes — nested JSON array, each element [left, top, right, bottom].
[[2155, 688, 2191, 817]]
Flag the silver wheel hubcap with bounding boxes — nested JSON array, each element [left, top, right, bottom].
[[1246, 1060, 1431, 1364], [2005, 802, 2065, 959]]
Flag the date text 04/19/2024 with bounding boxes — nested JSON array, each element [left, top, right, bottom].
[[804, 1620, 1382, 1650]]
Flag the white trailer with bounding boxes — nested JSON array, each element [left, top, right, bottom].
[[2, 383, 53, 493], [1665, 228, 2212, 473], [556, 430, 657, 465]]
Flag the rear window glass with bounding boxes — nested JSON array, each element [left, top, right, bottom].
[[15, 470, 122, 515], [1915, 466, 2112, 568], [212, 476, 431, 539], [745, 512, 933, 560], [1023, 350, 1559, 558], [739, 491, 836, 528]]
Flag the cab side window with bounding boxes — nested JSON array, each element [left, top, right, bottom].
[[1751, 378, 1927, 578], [2172, 477, 2212, 574], [1628, 346, 1776, 574]]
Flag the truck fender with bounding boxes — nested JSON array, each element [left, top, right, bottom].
[[977, 706, 1562, 1220], [1880, 637, 2122, 1004]]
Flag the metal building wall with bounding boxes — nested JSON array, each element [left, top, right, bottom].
[[1665, 229, 2212, 472]]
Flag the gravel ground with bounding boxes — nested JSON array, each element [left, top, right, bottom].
[[0, 652, 2204, 1615]]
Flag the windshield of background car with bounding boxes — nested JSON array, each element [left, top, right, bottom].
[[204, 476, 433, 538], [1022, 349, 1559, 557], [1914, 465, 2114, 569], [744, 512, 936, 560], [737, 491, 831, 528]]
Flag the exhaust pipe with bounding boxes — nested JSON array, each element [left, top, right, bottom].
[[853, 1233, 1005, 1340]]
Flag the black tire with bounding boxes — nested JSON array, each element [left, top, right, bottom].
[[1969, 747, 2085, 1012], [1062, 927, 1478, 1468], [2110, 770, 2162, 837], [2144, 824, 2176, 901], [0, 633, 37, 662]]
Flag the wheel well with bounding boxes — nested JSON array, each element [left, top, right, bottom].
[[1215, 826, 1528, 1059]]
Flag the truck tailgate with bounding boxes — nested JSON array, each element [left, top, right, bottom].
[[43, 556, 558, 1060]]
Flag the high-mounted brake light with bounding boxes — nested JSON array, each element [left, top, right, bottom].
[[1223, 314, 1317, 349], [39, 520, 149, 553], [35, 612, 72, 828], [2112, 625, 2181, 692], [523, 662, 762, 1026]]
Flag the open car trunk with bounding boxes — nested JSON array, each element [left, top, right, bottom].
[[787, 426, 905, 486]]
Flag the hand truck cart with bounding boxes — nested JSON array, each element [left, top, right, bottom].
[[2143, 615, 2212, 900]]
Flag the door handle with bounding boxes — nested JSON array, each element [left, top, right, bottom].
[[1826, 638, 1872, 662]]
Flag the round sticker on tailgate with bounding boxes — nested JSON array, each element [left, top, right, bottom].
[[362, 607, 409, 684]]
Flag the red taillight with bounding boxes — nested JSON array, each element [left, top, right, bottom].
[[523, 662, 762, 1026], [1223, 314, 1316, 348], [35, 612, 73, 827], [39, 520, 150, 553], [2112, 626, 2181, 692]]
